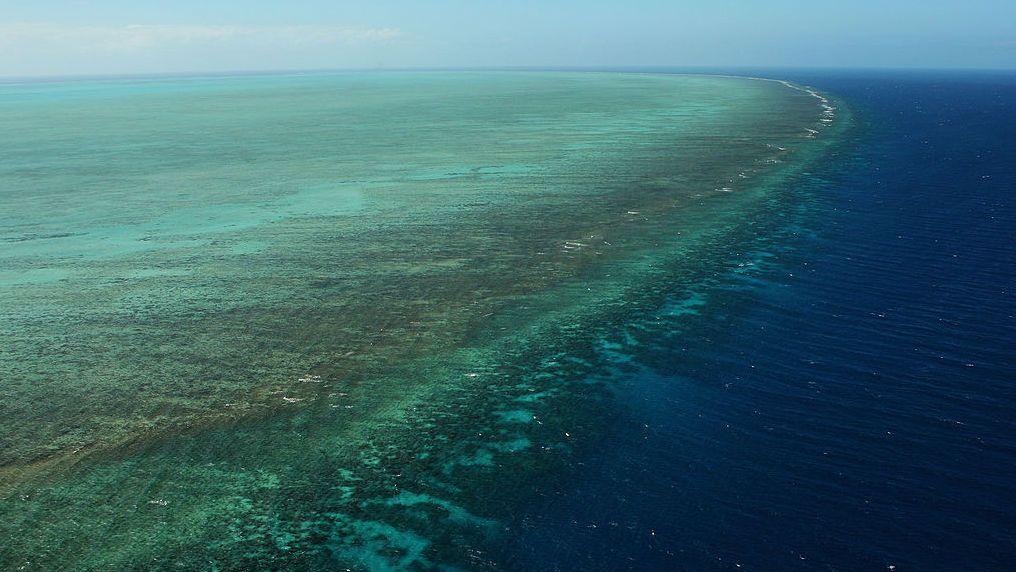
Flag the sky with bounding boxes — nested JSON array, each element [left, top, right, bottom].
[[1, 0, 1013, 77]]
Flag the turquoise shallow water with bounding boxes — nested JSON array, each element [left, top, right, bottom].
[[0, 72, 838, 569]]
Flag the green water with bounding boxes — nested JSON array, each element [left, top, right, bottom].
[[0, 72, 840, 570]]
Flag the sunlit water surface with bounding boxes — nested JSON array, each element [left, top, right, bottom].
[[8, 70, 1004, 571]]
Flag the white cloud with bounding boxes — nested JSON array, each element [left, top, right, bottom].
[[0, 23, 403, 51]]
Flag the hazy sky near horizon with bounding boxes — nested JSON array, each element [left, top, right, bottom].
[[1, 0, 1013, 76]]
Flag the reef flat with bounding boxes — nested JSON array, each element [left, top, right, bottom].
[[0, 72, 841, 570]]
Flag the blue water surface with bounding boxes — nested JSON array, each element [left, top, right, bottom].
[[505, 70, 1016, 571]]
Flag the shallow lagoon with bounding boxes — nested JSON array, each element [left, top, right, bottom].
[[0, 72, 837, 569]]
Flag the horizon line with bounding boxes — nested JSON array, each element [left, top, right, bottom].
[[2, 64, 1014, 83]]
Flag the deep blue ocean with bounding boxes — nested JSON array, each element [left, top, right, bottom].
[[503, 70, 1016, 570]]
